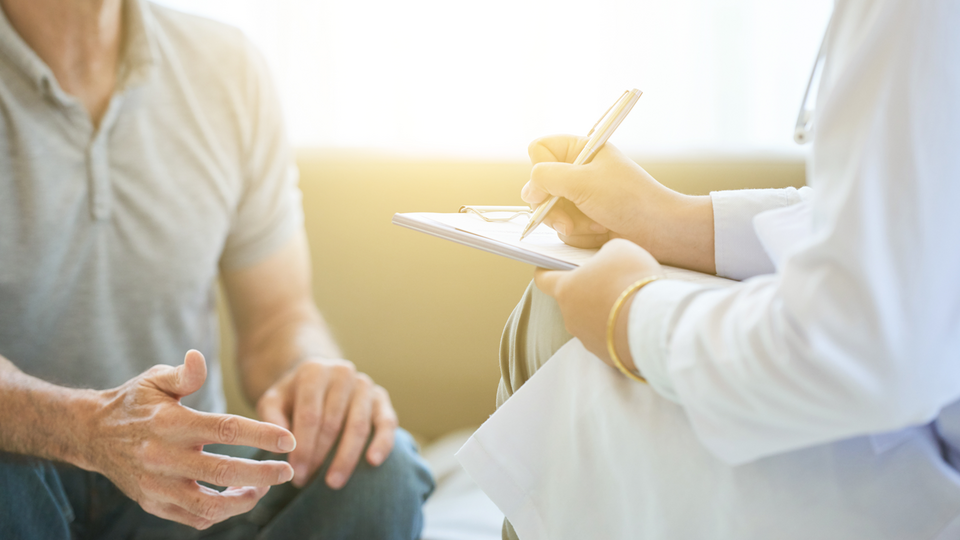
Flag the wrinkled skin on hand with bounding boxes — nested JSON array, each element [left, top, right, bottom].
[[83, 350, 296, 530], [256, 358, 398, 490]]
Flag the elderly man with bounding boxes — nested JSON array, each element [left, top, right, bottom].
[[0, 0, 433, 538]]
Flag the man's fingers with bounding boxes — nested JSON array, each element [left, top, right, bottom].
[[148, 479, 267, 529], [366, 386, 398, 467], [148, 501, 214, 531], [308, 369, 356, 483], [527, 135, 589, 164], [180, 483, 266, 526], [148, 350, 207, 398], [289, 364, 330, 486], [256, 388, 291, 431], [324, 375, 374, 489], [183, 453, 293, 488], [189, 411, 296, 453]]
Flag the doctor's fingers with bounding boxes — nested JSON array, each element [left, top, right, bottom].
[[522, 197, 607, 247], [527, 134, 589, 165], [527, 161, 588, 205], [522, 143, 617, 206], [543, 199, 609, 241], [528, 158, 614, 210], [557, 230, 611, 249], [534, 267, 567, 299]]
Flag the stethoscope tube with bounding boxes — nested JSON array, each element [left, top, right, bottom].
[[794, 14, 834, 145]]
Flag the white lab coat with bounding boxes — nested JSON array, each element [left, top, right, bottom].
[[458, 1, 960, 538], [629, 0, 960, 466]]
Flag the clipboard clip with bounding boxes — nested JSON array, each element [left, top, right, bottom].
[[459, 205, 531, 223]]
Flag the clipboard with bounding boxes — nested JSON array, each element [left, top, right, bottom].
[[392, 207, 734, 286], [392, 207, 580, 271]]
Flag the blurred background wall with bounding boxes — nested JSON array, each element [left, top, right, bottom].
[[153, 0, 832, 160]]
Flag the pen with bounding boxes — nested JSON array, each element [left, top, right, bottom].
[[519, 88, 643, 240]]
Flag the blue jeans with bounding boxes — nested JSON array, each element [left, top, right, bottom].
[[0, 428, 433, 540]]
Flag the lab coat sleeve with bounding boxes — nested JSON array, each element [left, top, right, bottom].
[[628, 0, 960, 465], [711, 187, 811, 281]]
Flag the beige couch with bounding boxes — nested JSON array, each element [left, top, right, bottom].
[[219, 152, 805, 440]]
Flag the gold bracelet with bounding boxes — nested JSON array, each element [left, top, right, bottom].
[[606, 276, 661, 383]]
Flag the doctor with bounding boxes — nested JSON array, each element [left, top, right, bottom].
[[495, 1, 960, 539]]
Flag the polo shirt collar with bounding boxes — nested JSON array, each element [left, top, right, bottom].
[[0, 0, 161, 98], [121, 0, 162, 90], [0, 4, 55, 95]]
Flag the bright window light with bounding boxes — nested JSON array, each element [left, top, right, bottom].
[[153, 0, 833, 160]]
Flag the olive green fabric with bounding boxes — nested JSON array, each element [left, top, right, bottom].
[[497, 281, 573, 407]]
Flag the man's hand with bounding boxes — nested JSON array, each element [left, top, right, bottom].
[[81, 350, 297, 530], [534, 239, 663, 370], [256, 359, 398, 490], [522, 135, 716, 274]]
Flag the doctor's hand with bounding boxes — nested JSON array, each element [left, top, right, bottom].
[[535, 239, 662, 371], [81, 351, 296, 530], [256, 358, 397, 491], [523, 135, 716, 274]]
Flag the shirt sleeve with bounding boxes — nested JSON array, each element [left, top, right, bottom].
[[219, 38, 304, 271], [711, 188, 809, 281], [628, 1, 960, 465]]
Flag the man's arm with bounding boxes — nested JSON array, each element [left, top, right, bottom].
[[0, 355, 96, 464], [221, 231, 398, 490], [223, 230, 341, 402]]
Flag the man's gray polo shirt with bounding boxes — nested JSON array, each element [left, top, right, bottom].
[[0, 0, 303, 412]]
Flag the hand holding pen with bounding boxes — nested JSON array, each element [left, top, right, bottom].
[[519, 93, 718, 274], [520, 89, 643, 240]]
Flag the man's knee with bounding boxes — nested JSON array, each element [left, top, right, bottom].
[[355, 428, 435, 512], [498, 280, 572, 407], [261, 428, 433, 540], [0, 458, 72, 540], [325, 428, 433, 538]]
